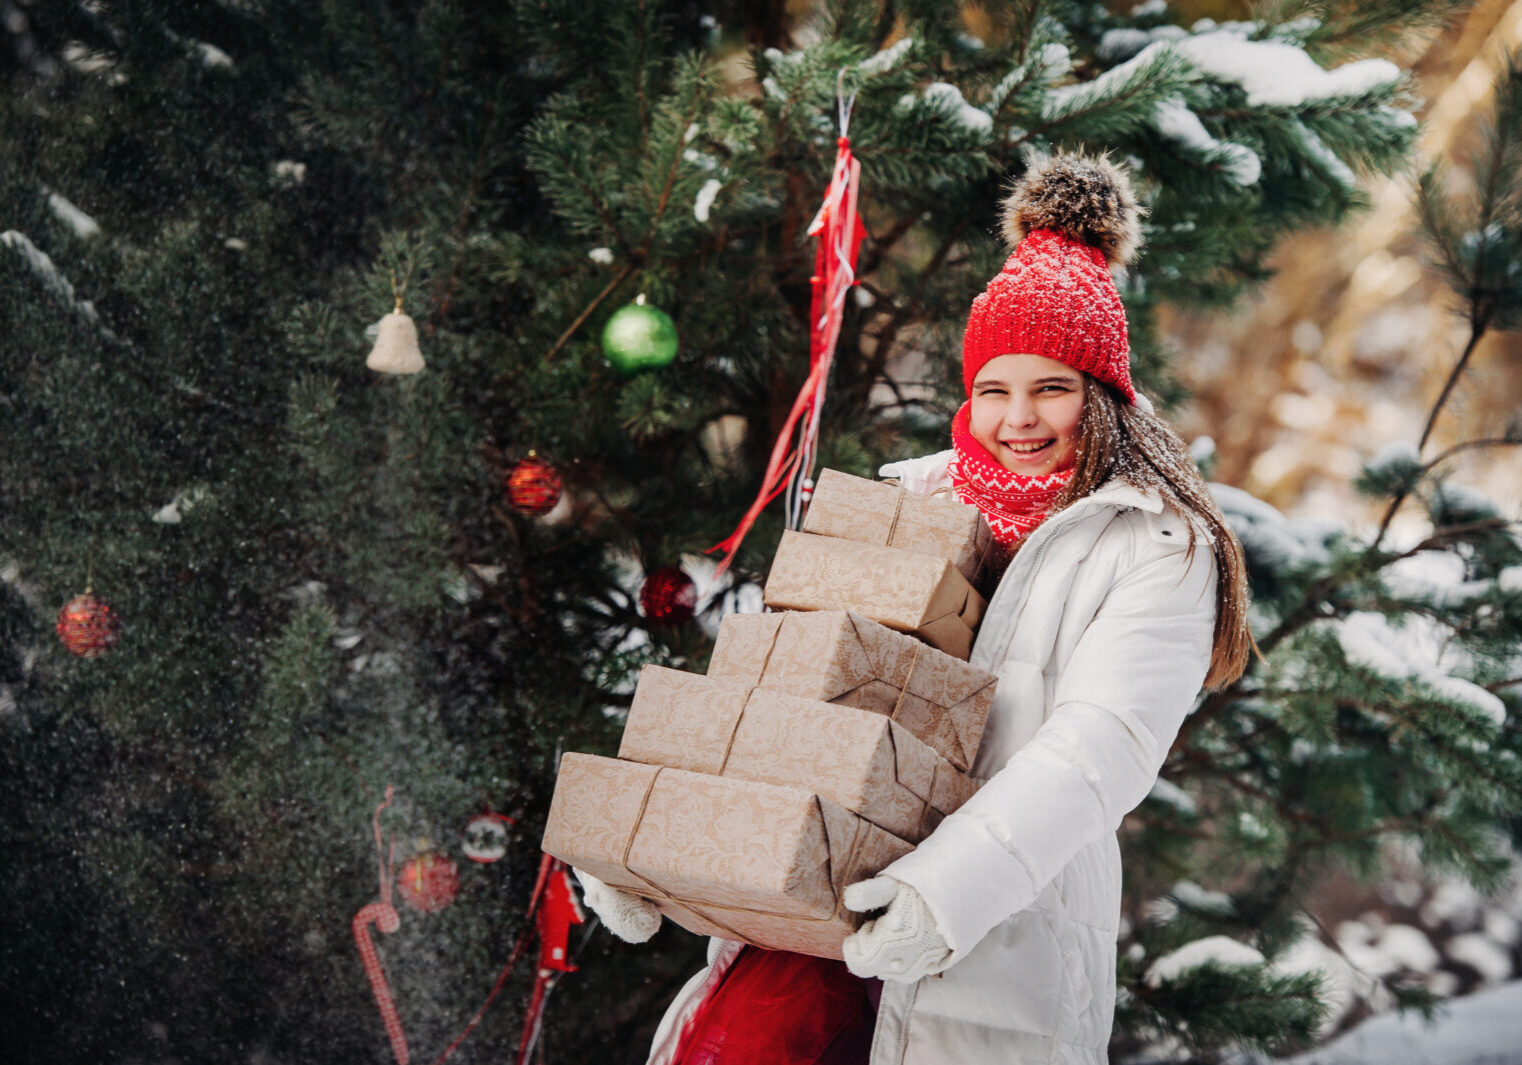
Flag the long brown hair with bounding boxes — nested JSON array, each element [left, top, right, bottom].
[[1050, 376, 1253, 689]]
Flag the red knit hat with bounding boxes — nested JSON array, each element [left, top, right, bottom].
[[962, 153, 1142, 403]]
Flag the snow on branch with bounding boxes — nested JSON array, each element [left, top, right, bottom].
[[163, 27, 234, 70], [44, 188, 101, 239], [1153, 98, 1261, 185], [693, 178, 722, 222], [1171, 32, 1401, 109], [1364, 440, 1422, 476], [1, 230, 122, 344], [1210, 482, 1331, 571], [1384, 551, 1498, 610], [920, 82, 992, 134], [1333, 612, 1507, 726], [1146, 935, 1267, 986], [1291, 121, 1357, 190], [989, 40, 1072, 123], [857, 36, 915, 76], [1096, 27, 1402, 111], [3, 230, 98, 323], [1147, 776, 1198, 816], [1042, 43, 1188, 124]]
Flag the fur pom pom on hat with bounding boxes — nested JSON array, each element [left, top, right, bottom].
[[963, 152, 1142, 401], [1000, 152, 1141, 266]]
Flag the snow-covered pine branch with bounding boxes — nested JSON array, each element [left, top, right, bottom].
[[1039, 43, 1196, 141], [1, 230, 113, 338], [1151, 98, 1261, 186], [44, 188, 101, 239]]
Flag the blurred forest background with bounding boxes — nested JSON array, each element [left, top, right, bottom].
[[2, 1, 1521, 1064], [1169, 0, 1522, 523]]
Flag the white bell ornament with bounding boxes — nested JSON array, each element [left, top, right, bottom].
[[366, 306, 425, 374]]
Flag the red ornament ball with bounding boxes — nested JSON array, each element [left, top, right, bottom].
[[505, 456, 563, 516], [56, 593, 121, 658], [639, 566, 697, 627], [396, 851, 460, 914]]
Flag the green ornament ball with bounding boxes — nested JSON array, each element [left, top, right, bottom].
[[601, 300, 679, 374]]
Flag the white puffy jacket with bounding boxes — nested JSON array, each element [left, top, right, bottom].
[[648, 451, 1218, 1065]]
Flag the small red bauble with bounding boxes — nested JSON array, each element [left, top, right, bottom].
[[56, 593, 121, 658], [396, 851, 460, 913], [505, 455, 562, 516], [639, 566, 697, 627]]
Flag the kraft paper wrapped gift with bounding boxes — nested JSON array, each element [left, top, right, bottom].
[[541, 753, 913, 958], [706, 610, 994, 772], [764, 530, 986, 660], [619, 666, 976, 842], [803, 468, 994, 586]]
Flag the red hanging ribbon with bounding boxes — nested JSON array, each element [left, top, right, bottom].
[[707, 117, 864, 577]]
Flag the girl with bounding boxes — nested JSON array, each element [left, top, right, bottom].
[[578, 152, 1252, 1065]]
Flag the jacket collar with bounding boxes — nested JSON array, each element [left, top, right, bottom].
[[1078, 480, 1165, 514]]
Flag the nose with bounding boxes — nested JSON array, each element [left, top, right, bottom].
[[1004, 393, 1039, 429]]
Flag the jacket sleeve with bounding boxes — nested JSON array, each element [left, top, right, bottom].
[[879, 535, 1217, 957]]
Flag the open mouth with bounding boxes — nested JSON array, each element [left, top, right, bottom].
[[1002, 439, 1054, 456]]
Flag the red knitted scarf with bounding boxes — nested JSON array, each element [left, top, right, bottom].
[[949, 402, 1074, 547]]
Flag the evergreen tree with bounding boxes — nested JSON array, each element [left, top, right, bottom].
[[0, 2, 1505, 1063], [1116, 47, 1522, 1058]]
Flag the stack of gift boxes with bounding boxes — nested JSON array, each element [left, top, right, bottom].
[[541, 469, 999, 960]]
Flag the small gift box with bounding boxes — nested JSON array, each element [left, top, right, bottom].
[[803, 468, 994, 587], [764, 531, 985, 660]]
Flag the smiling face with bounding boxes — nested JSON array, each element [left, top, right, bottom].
[[968, 353, 1085, 476]]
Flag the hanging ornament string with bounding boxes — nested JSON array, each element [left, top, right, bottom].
[[353, 786, 409, 1065], [707, 72, 864, 576], [391, 266, 412, 314]]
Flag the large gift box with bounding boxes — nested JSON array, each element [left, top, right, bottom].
[[706, 611, 993, 772], [618, 666, 976, 842], [764, 530, 986, 660], [802, 468, 994, 586], [541, 753, 913, 959]]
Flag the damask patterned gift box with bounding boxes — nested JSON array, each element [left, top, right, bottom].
[[619, 666, 976, 842], [706, 610, 994, 772], [802, 468, 994, 588], [764, 530, 986, 660], [541, 753, 912, 959]]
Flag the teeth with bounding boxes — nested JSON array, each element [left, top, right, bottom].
[[1005, 440, 1051, 453]]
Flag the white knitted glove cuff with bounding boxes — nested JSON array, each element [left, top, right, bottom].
[[573, 868, 661, 944], [841, 877, 953, 983]]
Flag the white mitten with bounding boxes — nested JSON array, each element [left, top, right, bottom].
[[841, 876, 953, 983], [573, 868, 662, 944]]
